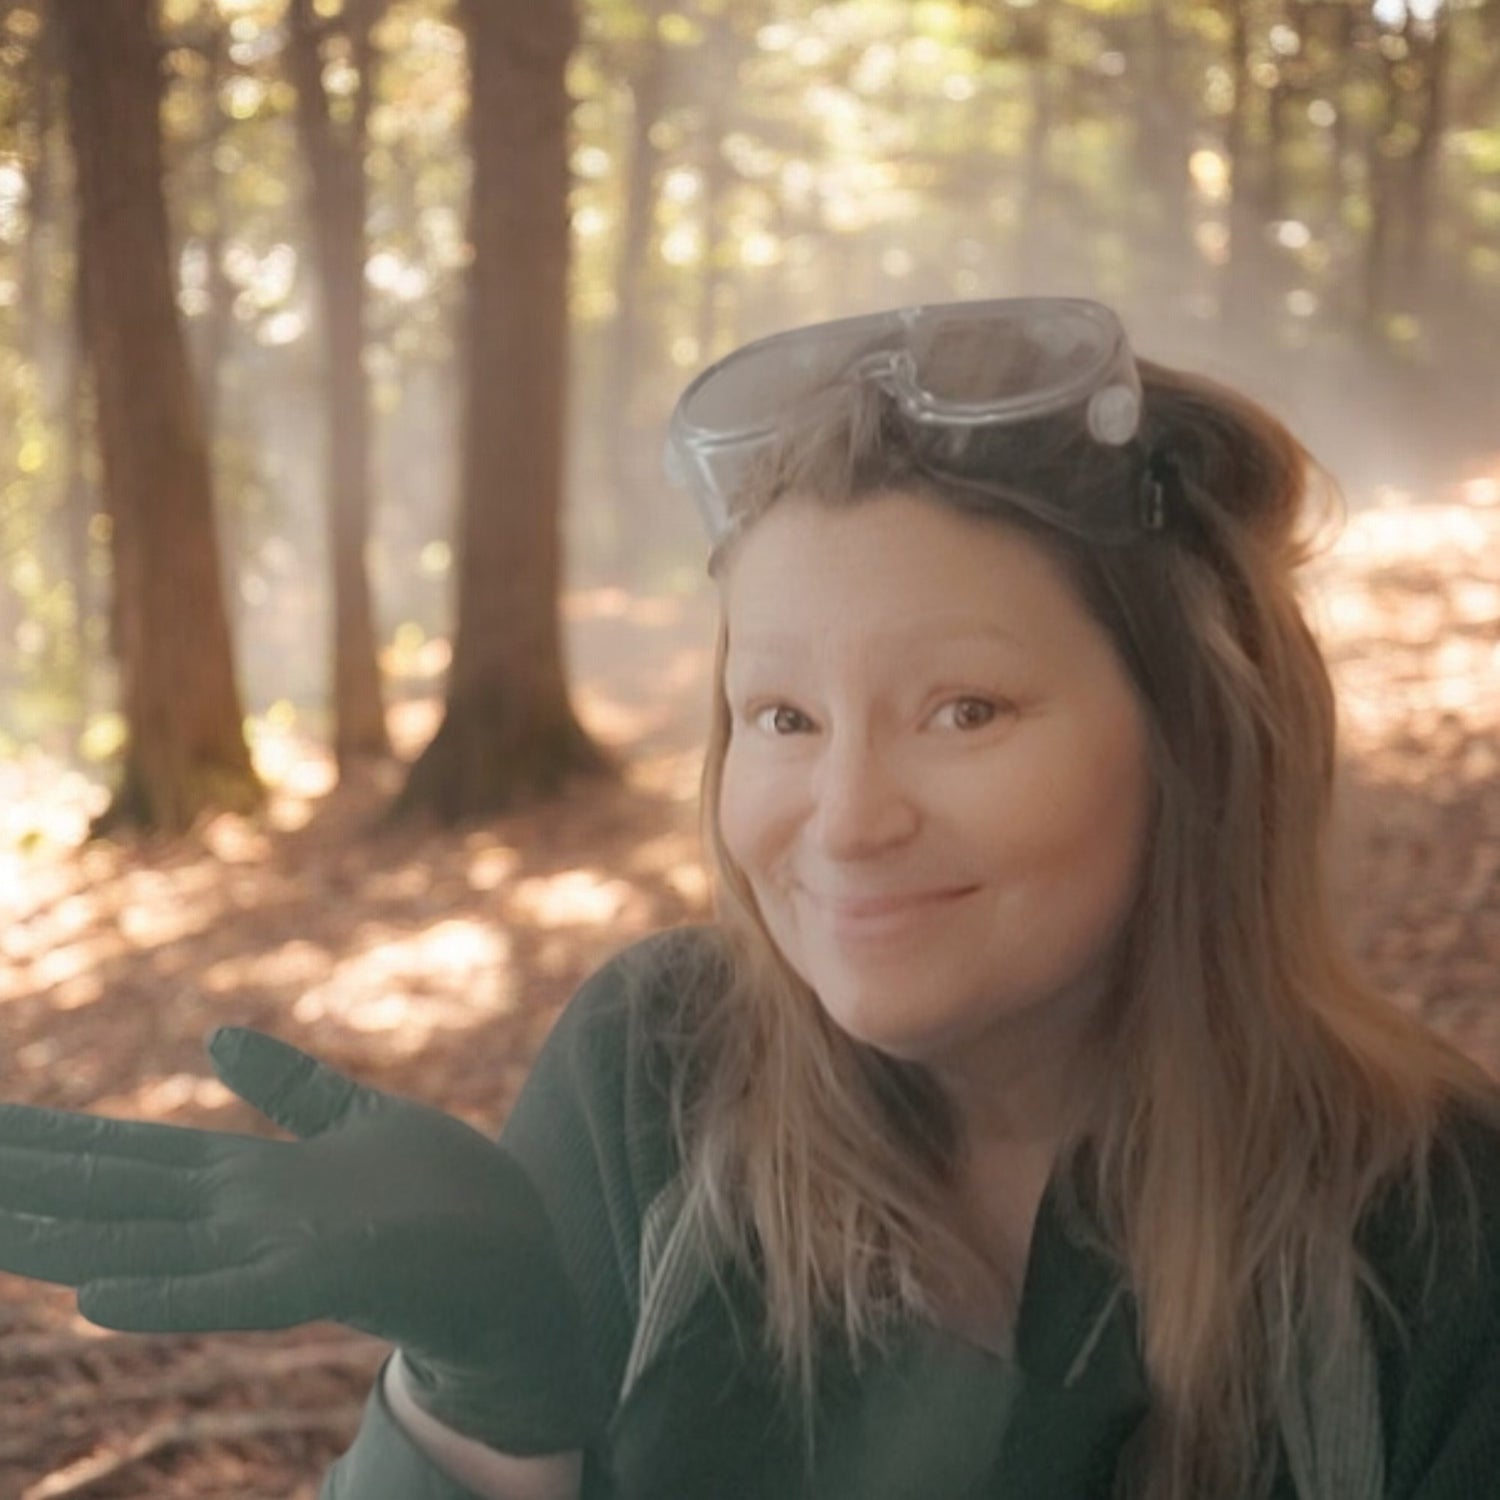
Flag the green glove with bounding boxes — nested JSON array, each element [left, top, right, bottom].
[[0, 1027, 604, 1455]]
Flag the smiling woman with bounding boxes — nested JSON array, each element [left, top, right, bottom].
[[717, 494, 1151, 1099], [1, 299, 1499, 1500]]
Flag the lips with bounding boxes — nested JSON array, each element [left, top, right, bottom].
[[811, 887, 975, 917], [802, 884, 979, 942]]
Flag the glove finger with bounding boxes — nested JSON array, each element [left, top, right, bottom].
[[207, 1028, 363, 1140], [0, 1141, 202, 1222], [0, 1214, 234, 1287], [0, 1100, 217, 1167], [78, 1255, 316, 1334]]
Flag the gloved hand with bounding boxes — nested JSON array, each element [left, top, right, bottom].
[[0, 1027, 604, 1455]]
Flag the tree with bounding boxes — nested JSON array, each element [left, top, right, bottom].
[[286, 0, 391, 769], [596, 0, 679, 583], [56, 0, 261, 833], [1221, 0, 1267, 331], [393, 0, 609, 823]]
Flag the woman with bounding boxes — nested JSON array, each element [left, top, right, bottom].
[[0, 299, 1496, 1500]]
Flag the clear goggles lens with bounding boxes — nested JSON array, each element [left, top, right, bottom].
[[665, 297, 1144, 542]]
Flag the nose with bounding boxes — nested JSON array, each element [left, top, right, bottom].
[[810, 733, 919, 860]]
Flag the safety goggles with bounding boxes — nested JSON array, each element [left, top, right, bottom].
[[665, 297, 1156, 546]]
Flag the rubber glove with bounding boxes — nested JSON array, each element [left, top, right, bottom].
[[0, 1027, 603, 1455]]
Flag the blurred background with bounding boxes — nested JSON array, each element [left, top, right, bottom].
[[1, 1, 1498, 1495]]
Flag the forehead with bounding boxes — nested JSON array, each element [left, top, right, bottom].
[[720, 491, 1093, 656]]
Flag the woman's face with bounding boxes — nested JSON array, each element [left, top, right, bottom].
[[717, 490, 1153, 1080]]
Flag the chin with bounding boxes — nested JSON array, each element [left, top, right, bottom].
[[809, 973, 975, 1064]]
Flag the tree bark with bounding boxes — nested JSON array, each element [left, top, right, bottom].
[[14, 3, 93, 715], [392, 0, 609, 825], [1324, 0, 1357, 328], [1221, 0, 1263, 331], [191, 19, 234, 450], [1015, 0, 1056, 288], [694, 29, 735, 367], [286, 0, 391, 768], [56, 0, 261, 834], [1402, 6, 1451, 308], [1361, 46, 1405, 329], [600, 3, 669, 583], [1132, 0, 1192, 291]]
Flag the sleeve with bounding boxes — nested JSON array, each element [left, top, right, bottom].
[[498, 929, 700, 1473], [1378, 1107, 1500, 1500], [318, 1358, 491, 1500], [314, 929, 699, 1499]]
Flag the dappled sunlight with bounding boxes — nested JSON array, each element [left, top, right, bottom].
[[27, 952, 109, 1008], [357, 863, 438, 905], [289, 919, 518, 1051], [573, 682, 662, 747], [466, 842, 520, 891], [1324, 497, 1497, 563], [0, 760, 108, 854], [625, 745, 705, 804], [39, 971, 105, 1012], [504, 868, 643, 930], [388, 696, 444, 759], [97, 1071, 237, 1120], [622, 829, 713, 908], [200, 937, 331, 997], [201, 812, 275, 864], [266, 793, 320, 833], [1296, 477, 1500, 1076], [1307, 495, 1500, 768], [249, 721, 338, 799], [117, 884, 223, 951]]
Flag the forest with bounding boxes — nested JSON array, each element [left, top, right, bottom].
[[1, 0, 1498, 1494]]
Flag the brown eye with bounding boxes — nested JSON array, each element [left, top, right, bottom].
[[755, 704, 813, 735], [935, 697, 999, 731]]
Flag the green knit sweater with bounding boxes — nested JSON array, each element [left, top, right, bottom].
[[321, 928, 1500, 1500]]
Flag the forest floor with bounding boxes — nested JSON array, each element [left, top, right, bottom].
[[2, 476, 1499, 1499]]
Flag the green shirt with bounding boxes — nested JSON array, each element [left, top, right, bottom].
[[321, 928, 1500, 1500]]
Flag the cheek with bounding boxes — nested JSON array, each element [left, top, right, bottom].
[[717, 745, 786, 880], [984, 720, 1152, 902]]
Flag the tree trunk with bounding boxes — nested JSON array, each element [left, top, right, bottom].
[[1361, 47, 1404, 329], [17, 4, 58, 382], [193, 19, 234, 449], [1402, 7, 1451, 309], [393, 0, 609, 825], [1324, 0, 1357, 328], [1132, 0, 1192, 294], [600, 3, 669, 582], [694, 53, 733, 366], [187, 16, 251, 653], [14, 3, 91, 718], [286, 0, 391, 768], [60, 278, 95, 721], [1015, 2, 1056, 288], [1221, 0, 1263, 331], [56, 0, 261, 834]]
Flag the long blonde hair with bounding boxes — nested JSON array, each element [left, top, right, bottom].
[[666, 350, 1496, 1497]]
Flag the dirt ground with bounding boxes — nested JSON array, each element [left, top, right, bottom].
[[1, 484, 1498, 1498]]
